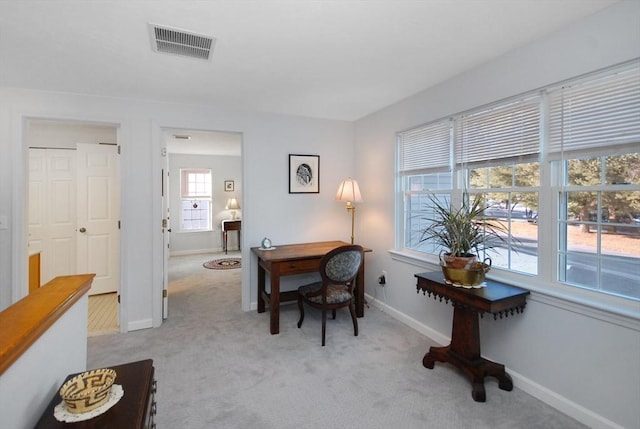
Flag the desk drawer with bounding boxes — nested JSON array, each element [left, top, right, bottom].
[[278, 258, 321, 274]]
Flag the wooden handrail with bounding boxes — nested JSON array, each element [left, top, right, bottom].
[[0, 274, 94, 376]]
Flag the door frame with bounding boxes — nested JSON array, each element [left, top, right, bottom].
[[13, 114, 126, 332], [151, 122, 247, 324]]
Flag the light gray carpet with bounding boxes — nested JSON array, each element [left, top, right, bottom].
[[88, 253, 586, 428]]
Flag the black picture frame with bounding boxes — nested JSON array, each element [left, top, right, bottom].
[[224, 180, 234, 192], [289, 154, 319, 194]]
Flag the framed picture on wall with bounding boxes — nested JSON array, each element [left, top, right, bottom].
[[289, 154, 319, 194], [224, 180, 234, 192]]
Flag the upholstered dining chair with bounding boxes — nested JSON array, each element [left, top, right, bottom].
[[297, 244, 364, 346]]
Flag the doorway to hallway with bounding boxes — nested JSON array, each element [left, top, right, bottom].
[[161, 127, 243, 320], [26, 118, 121, 334]]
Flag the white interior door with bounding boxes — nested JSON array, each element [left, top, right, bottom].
[[76, 143, 120, 295], [28, 149, 77, 284]]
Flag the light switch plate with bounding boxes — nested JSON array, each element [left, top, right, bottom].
[[0, 215, 7, 230]]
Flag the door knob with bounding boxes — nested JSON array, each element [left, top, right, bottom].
[[79, 227, 86, 233]]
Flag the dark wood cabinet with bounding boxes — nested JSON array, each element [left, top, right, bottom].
[[35, 359, 156, 429]]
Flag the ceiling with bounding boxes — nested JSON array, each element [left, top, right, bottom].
[[0, 0, 616, 122]]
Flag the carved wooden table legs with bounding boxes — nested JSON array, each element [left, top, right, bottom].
[[423, 303, 513, 402]]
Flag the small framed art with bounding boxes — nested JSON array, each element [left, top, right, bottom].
[[224, 180, 234, 192], [289, 154, 319, 194]]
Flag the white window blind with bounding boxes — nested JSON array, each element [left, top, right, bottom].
[[398, 119, 451, 175], [455, 96, 541, 165], [548, 62, 640, 159]]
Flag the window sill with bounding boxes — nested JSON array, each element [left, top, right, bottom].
[[176, 229, 214, 234], [390, 249, 640, 331]]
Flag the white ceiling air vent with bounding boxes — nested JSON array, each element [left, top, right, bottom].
[[148, 23, 215, 60]]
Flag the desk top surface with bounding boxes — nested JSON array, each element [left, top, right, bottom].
[[251, 240, 370, 262], [416, 271, 529, 314]]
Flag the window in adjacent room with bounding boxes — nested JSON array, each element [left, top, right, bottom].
[[180, 168, 212, 231]]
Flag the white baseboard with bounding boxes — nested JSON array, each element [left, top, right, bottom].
[[366, 293, 450, 346], [127, 318, 153, 332], [509, 370, 624, 429], [364, 293, 622, 429]]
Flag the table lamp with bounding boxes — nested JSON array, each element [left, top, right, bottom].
[[225, 197, 240, 220], [335, 178, 362, 244]]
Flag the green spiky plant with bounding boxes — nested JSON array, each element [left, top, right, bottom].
[[419, 192, 511, 263]]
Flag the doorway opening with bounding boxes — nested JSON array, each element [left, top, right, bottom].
[[161, 128, 242, 320], [26, 118, 121, 335]]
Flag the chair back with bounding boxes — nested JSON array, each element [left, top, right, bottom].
[[319, 245, 364, 287]]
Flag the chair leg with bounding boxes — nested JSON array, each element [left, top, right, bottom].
[[321, 309, 327, 346], [297, 296, 305, 328], [349, 302, 358, 337], [332, 309, 337, 319]]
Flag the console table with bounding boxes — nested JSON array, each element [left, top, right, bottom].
[[415, 271, 529, 402], [35, 359, 157, 428], [222, 219, 241, 254]]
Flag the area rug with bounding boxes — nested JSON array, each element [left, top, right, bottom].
[[203, 258, 241, 270]]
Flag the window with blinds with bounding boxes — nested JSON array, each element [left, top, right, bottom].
[[397, 59, 639, 302], [548, 66, 640, 158], [399, 119, 451, 175], [398, 119, 453, 251], [456, 96, 540, 166], [550, 64, 640, 299]]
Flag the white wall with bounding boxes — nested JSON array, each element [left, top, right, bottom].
[[27, 120, 118, 149], [0, 294, 88, 429], [0, 89, 355, 331], [354, 2, 640, 429], [168, 153, 242, 254]]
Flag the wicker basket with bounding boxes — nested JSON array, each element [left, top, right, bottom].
[[59, 368, 116, 414]]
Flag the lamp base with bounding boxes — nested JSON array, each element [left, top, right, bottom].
[[347, 205, 355, 244]]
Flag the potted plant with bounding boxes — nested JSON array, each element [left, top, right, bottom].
[[419, 192, 511, 285]]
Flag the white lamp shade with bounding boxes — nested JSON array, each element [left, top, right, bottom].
[[225, 198, 240, 210], [335, 178, 362, 203]]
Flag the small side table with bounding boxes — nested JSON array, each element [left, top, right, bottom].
[[222, 219, 241, 254], [415, 271, 529, 402]]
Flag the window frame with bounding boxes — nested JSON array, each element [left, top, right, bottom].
[[395, 60, 640, 320], [179, 168, 213, 232]]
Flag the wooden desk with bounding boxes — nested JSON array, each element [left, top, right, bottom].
[[415, 271, 529, 402], [222, 220, 241, 254], [35, 359, 156, 429], [252, 241, 370, 335]]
